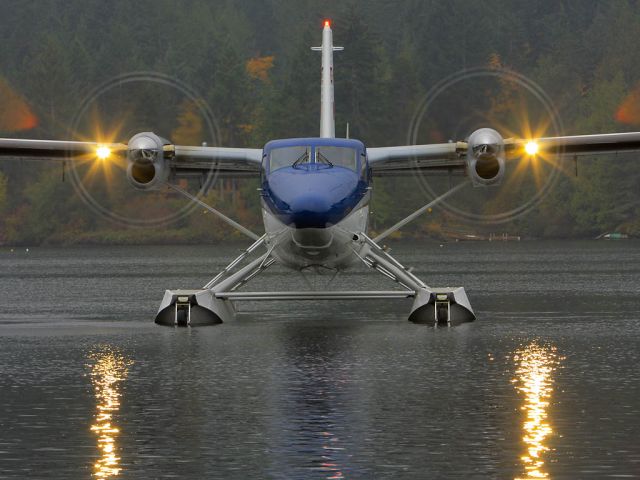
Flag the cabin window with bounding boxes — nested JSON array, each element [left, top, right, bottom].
[[269, 146, 311, 172], [315, 146, 357, 171]]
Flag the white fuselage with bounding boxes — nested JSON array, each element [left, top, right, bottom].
[[261, 199, 370, 271]]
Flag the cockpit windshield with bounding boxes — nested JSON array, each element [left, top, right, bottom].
[[269, 146, 310, 172], [316, 146, 357, 171], [267, 144, 359, 173]]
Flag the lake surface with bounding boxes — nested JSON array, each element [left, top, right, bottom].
[[0, 240, 639, 479]]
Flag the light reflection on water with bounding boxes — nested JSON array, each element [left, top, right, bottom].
[[512, 342, 562, 480], [320, 429, 345, 480], [265, 324, 359, 479], [87, 347, 133, 478]]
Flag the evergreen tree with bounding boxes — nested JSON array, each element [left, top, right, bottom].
[[0, 0, 638, 243]]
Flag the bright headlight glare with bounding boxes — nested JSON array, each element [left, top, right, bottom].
[[96, 146, 111, 160], [524, 141, 539, 156]]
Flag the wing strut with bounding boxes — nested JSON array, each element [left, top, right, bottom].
[[166, 183, 260, 240], [373, 181, 469, 242]]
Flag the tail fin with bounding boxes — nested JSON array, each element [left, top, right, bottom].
[[311, 20, 343, 138]]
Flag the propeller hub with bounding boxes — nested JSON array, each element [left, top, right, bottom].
[[466, 128, 506, 186], [126, 132, 169, 190]]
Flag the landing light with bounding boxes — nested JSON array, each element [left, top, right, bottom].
[[96, 146, 111, 160], [524, 141, 539, 156]]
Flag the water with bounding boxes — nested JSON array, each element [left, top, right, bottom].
[[0, 240, 639, 479]]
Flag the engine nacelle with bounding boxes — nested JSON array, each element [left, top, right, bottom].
[[466, 128, 505, 187], [126, 132, 171, 190]]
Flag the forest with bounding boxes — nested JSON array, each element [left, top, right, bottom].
[[0, 0, 639, 245]]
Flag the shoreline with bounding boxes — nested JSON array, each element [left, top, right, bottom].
[[1, 235, 637, 249]]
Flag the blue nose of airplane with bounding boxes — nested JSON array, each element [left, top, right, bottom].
[[264, 166, 365, 228]]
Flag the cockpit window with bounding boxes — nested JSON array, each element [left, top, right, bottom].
[[316, 146, 357, 171], [269, 146, 311, 172]]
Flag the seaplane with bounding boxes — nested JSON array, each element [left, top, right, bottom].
[[2, 20, 640, 326]]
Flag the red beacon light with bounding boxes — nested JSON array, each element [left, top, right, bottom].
[[324, 20, 331, 28]]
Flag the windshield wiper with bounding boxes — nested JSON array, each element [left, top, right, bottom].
[[292, 151, 310, 169], [316, 152, 334, 167]]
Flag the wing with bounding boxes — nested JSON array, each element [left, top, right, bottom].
[[367, 142, 467, 177], [0, 138, 128, 159], [0, 137, 263, 178], [504, 131, 640, 157], [368, 131, 640, 177], [169, 145, 262, 178]]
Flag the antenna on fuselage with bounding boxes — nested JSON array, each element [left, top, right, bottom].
[[311, 20, 343, 138]]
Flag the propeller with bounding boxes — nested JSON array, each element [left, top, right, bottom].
[[407, 66, 564, 225], [64, 72, 222, 230]]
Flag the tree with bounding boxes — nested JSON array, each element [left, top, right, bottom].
[[0, 0, 639, 243], [333, 7, 390, 143]]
